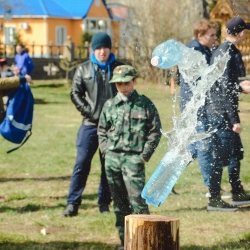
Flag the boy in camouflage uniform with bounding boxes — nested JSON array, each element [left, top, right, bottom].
[[98, 65, 162, 249]]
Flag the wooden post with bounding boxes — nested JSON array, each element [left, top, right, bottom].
[[170, 75, 175, 94], [125, 214, 180, 250]]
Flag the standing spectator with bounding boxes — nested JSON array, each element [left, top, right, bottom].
[[62, 32, 124, 217], [206, 17, 250, 211], [179, 19, 217, 193], [98, 65, 162, 250], [15, 44, 34, 76]]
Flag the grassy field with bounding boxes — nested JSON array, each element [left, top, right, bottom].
[[0, 79, 250, 250]]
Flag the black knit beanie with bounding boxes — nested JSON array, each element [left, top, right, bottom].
[[91, 32, 112, 50]]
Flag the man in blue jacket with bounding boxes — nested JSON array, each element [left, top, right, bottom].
[[179, 19, 217, 193], [15, 44, 34, 76]]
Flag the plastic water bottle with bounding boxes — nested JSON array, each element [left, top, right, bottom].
[[150, 39, 189, 69], [141, 150, 191, 207], [142, 39, 230, 207], [151, 38, 209, 88]]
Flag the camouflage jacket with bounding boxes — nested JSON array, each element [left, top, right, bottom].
[[98, 90, 162, 162]]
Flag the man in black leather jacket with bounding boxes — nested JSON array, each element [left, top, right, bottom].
[[62, 32, 123, 217]]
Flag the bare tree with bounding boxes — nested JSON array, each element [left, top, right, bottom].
[[118, 0, 207, 83]]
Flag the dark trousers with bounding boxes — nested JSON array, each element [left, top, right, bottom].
[[209, 157, 241, 197], [188, 118, 213, 187], [207, 115, 243, 197], [67, 124, 111, 205]]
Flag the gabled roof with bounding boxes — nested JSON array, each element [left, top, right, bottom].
[[210, 0, 250, 20], [106, 3, 127, 21], [0, 0, 100, 19]]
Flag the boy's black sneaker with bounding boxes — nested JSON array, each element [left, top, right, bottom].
[[207, 196, 238, 211], [232, 189, 250, 206], [62, 204, 78, 217], [99, 204, 110, 213]]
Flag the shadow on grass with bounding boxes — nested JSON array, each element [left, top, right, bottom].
[[0, 239, 249, 250], [0, 176, 72, 182], [0, 192, 100, 213], [43, 193, 97, 202], [166, 204, 250, 212], [34, 98, 48, 104], [0, 204, 43, 213], [0, 201, 98, 213], [1, 202, 248, 215], [31, 83, 66, 89], [0, 241, 118, 250], [182, 238, 250, 249], [34, 98, 67, 105]]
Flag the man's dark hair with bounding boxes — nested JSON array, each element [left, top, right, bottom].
[[16, 44, 25, 48]]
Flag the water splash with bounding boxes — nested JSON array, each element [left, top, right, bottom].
[[141, 39, 230, 207]]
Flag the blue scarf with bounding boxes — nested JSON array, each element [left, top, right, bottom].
[[90, 52, 116, 80]]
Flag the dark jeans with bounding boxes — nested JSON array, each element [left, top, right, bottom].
[[207, 115, 243, 197], [188, 118, 213, 187], [67, 124, 111, 206]]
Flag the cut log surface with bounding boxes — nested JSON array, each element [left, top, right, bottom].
[[125, 214, 180, 250]]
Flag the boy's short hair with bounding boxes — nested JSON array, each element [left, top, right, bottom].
[[193, 19, 218, 39], [109, 65, 138, 83]]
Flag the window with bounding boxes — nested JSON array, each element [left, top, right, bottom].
[[4, 26, 16, 44], [95, 0, 100, 6], [56, 26, 66, 46], [84, 18, 109, 34]]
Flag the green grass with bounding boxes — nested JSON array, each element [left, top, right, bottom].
[[0, 80, 250, 249]]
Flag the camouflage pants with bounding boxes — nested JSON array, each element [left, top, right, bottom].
[[105, 151, 149, 244]]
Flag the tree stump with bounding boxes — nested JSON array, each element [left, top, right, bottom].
[[125, 214, 180, 250]]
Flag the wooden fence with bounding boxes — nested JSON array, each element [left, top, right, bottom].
[[2, 41, 250, 80], [0, 42, 124, 80], [0, 42, 121, 59]]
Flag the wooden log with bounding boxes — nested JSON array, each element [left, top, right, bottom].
[[125, 214, 180, 250]]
